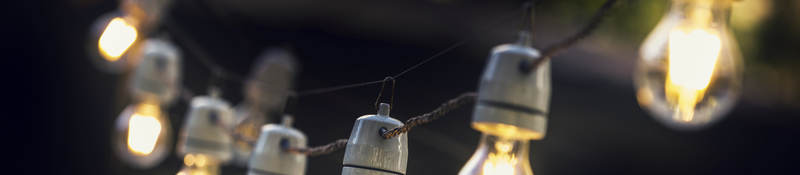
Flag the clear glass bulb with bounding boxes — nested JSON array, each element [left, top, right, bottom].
[[231, 104, 266, 166], [114, 101, 172, 169], [459, 134, 533, 175], [177, 154, 220, 175], [635, 0, 743, 130], [87, 11, 140, 73]]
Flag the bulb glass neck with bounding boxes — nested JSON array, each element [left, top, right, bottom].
[[459, 133, 533, 175], [671, 0, 732, 27]]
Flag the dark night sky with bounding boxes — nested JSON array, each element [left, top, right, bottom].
[[10, 0, 800, 175]]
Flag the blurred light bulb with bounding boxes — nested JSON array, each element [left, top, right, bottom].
[[177, 154, 220, 175], [231, 104, 266, 166], [130, 38, 182, 105], [98, 17, 138, 62], [463, 32, 547, 175], [459, 134, 532, 175], [114, 102, 172, 168], [127, 107, 162, 155], [636, 0, 742, 129], [246, 48, 298, 114], [176, 94, 234, 174], [87, 12, 140, 73]]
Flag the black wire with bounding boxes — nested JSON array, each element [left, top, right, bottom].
[[294, 79, 386, 96], [166, 1, 529, 98], [374, 77, 396, 110], [525, 0, 620, 71], [295, 6, 526, 96]]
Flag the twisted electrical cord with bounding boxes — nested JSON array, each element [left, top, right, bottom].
[[283, 92, 476, 156], [284, 139, 349, 157], [381, 92, 477, 139], [525, 0, 620, 71]]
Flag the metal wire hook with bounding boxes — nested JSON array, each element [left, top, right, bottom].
[[374, 76, 396, 110]]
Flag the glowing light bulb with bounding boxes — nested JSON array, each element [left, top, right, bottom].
[[231, 104, 266, 166], [463, 32, 547, 175], [127, 107, 162, 155], [635, 0, 742, 129], [98, 17, 138, 62], [459, 134, 532, 175], [87, 12, 141, 73], [177, 154, 220, 175], [114, 102, 172, 168]]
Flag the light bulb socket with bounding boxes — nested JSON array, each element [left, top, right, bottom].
[[248, 115, 307, 175], [472, 41, 551, 140], [342, 103, 408, 175], [178, 96, 234, 162], [130, 38, 182, 105]]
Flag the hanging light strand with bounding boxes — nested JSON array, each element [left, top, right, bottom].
[[166, 0, 619, 97], [161, 0, 621, 157]]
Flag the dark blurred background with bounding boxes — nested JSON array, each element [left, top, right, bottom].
[[10, 0, 800, 174]]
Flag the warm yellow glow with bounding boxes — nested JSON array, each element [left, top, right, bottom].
[[127, 103, 162, 155], [666, 28, 721, 122], [195, 154, 208, 167], [98, 17, 138, 61], [482, 141, 518, 175], [179, 154, 218, 175], [184, 154, 196, 166], [473, 122, 543, 140]]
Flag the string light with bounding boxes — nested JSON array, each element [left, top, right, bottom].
[[98, 17, 138, 62], [87, 12, 140, 73], [86, 0, 708, 173], [113, 38, 182, 169], [176, 92, 234, 175], [635, 0, 743, 130], [248, 116, 307, 175], [114, 101, 172, 169], [342, 103, 408, 175], [459, 32, 547, 175]]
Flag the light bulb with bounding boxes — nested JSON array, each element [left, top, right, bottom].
[[98, 17, 138, 61], [635, 0, 742, 129], [114, 102, 172, 168], [459, 134, 532, 175], [465, 32, 548, 175], [87, 12, 140, 73], [231, 104, 267, 166], [245, 48, 298, 114], [177, 154, 220, 175]]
